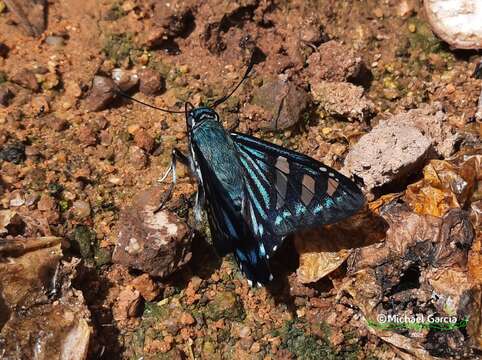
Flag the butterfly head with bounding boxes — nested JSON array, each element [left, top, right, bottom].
[[185, 102, 220, 131]]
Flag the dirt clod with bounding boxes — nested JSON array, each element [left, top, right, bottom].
[[307, 41, 364, 83], [312, 81, 375, 122]]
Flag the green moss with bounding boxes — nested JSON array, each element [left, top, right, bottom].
[[0, 71, 7, 84], [105, 2, 125, 21], [102, 33, 137, 66], [407, 18, 444, 54], [71, 225, 97, 259], [94, 246, 112, 267], [48, 182, 63, 197], [58, 199, 70, 212], [280, 320, 336, 360], [205, 291, 245, 321]]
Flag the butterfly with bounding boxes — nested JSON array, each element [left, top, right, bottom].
[[119, 57, 365, 286]]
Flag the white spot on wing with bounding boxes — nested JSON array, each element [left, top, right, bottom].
[[247, 280, 253, 287]]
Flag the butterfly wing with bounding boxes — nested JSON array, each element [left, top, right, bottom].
[[192, 140, 273, 285], [231, 132, 365, 259]]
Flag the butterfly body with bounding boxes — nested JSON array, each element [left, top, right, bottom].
[[183, 106, 365, 286]]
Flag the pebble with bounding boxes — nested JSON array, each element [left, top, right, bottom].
[[11, 69, 39, 91], [71, 200, 91, 219], [78, 126, 97, 146], [130, 274, 159, 301], [113, 285, 142, 321], [0, 142, 26, 164], [180, 312, 195, 325], [112, 186, 192, 277], [0, 86, 13, 106], [9, 191, 25, 207], [251, 79, 311, 130], [306, 41, 364, 83], [45, 36, 65, 46], [112, 68, 139, 92], [138, 68, 164, 95], [0, 42, 9, 58], [133, 129, 155, 153], [128, 145, 148, 169], [84, 75, 117, 112], [312, 81, 375, 122]]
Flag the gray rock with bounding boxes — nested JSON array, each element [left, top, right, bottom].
[[251, 79, 311, 130], [381, 103, 460, 158], [343, 122, 433, 195], [311, 81, 375, 122], [112, 186, 192, 277]]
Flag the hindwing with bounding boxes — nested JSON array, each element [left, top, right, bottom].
[[231, 132, 365, 259]]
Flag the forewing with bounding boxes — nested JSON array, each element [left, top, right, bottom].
[[231, 132, 365, 256], [192, 141, 273, 285]]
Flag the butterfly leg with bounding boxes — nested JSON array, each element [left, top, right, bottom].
[[154, 148, 190, 212]]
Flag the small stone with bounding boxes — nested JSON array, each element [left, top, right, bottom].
[[251, 79, 311, 130], [250, 342, 261, 353], [180, 312, 195, 325], [130, 274, 159, 301], [383, 88, 400, 100], [127, 124, 141, 135], [0, 42, 9, 58], [206, 291, 244, 321], [239, 326, 251, 338], [128, 145, 148, 170], [45, 35, 65, 46], [9, 192, 25, 207], [11, 69, 39, 91], [78, 126, 97, 146], [41, 72, 60, 90], [84, 76, 117, 112], [0, 86, 14, 107], [133, 129, 155, 152], [37, 194, 56, 211], [112, 186, 192, 277], [138, 68, 164, 95], [113, 285, 142, 321], [0, 142, 26, 164], [112, 68, 139, 92], [71, 200, 91, 219], [46, 115, 69, 131]]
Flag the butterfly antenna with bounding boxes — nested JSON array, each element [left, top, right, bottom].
[[117, 89, 185, 114], [212, 54, 255, 108]]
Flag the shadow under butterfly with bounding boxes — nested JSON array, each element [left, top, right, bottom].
[[118, 55, 365, 287]]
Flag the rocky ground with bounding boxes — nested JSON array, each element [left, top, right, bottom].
[[0, 0, 480, 359]]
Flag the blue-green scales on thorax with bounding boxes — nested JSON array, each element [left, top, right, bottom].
[[191, 118, 244, 209]]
